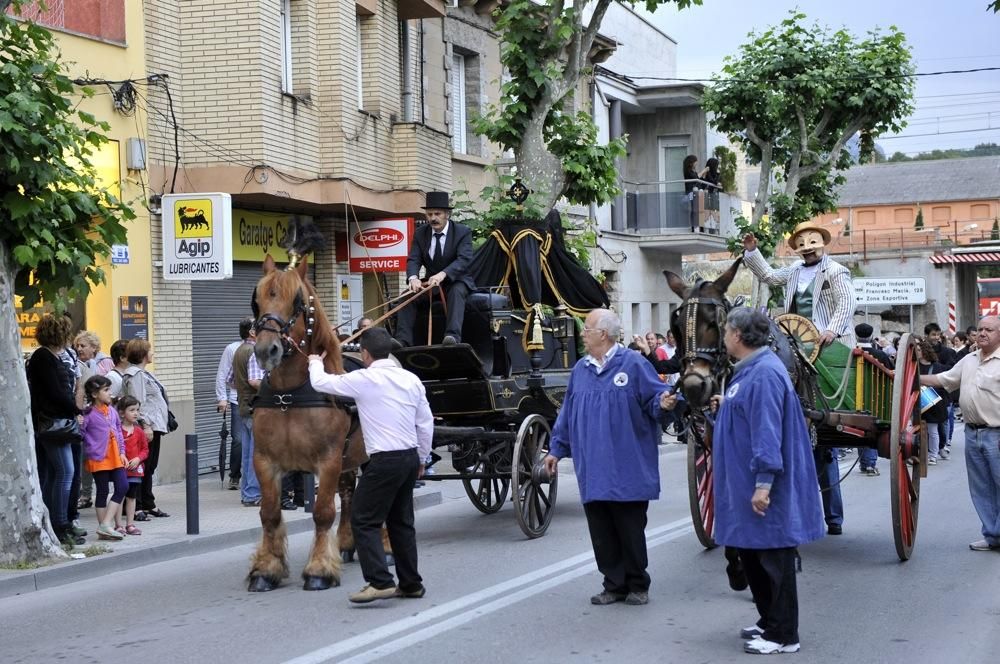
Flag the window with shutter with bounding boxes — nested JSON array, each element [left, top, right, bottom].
[[451, 53, 467, 154]]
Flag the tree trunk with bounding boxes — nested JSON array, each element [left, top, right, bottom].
[[0, 243, 67, 566], [516, 112, 567, 213]]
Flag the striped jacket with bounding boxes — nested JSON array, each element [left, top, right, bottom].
[[743, 249, 857, 348]]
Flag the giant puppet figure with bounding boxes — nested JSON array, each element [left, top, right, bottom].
[[742, 222, 857, 349]]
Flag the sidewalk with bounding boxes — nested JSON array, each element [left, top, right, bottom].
[[0, 475, 442, 599]]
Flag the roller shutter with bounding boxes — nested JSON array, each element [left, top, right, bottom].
[[189, 264, 262, 475]]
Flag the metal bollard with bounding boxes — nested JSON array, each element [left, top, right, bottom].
[[185, 434, 199, 535], [304, 473, 315, 514]]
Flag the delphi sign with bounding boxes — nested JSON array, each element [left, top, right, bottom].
[[348, 218, 413, 273], [161, 193, 233, 280]]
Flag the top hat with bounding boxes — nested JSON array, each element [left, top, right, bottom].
[[787, 221, 831, 250], [422, 191, 453, 210]]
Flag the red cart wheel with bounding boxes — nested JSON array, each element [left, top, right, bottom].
[[889, 333, 923, 561], [687, 419, 717, 549]]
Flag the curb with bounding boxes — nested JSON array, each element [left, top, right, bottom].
[[0, 489, 442, 599]]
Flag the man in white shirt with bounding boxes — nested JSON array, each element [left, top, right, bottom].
[[215, 318, 254, 490], [308, 327, 434, 603]]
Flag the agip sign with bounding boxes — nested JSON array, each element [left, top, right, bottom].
[[348, 218, 413, 272], [161, 193, 233, 280]]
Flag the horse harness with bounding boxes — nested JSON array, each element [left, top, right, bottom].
[[677, 280, 732, 375], [252, 376, 363, 444], [251, 287, 316, 359]]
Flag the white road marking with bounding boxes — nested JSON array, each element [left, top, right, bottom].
[[283, 517, 694, 664]]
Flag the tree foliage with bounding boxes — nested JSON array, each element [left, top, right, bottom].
[[888, 142, 1000, 162], [703, 11, 915, 258], [1, 0, 133, 309], [712, 145, 738, 193], [473, 0, 699, 218]]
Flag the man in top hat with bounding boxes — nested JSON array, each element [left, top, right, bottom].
[[395, 191, 476, 346], [742, 222, 857, 348]]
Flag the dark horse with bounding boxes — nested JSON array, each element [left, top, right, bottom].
[[247, 252, 369, 592]]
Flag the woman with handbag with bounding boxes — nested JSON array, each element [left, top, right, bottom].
[[121, 339, 172, 518], [27, 315, 85, 546]]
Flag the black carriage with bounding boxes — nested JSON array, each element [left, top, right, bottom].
[[382, 210, 607, 539]]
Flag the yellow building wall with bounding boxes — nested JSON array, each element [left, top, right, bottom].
[[48, 1, 153, 356]]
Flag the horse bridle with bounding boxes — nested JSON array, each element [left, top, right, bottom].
[[676, 280, 733, 400], [251, 287, 316, 359]]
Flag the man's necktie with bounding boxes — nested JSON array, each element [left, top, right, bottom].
[[433, 232, 443, 260]]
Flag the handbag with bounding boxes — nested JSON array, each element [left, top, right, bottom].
[[36, 415, 81, 444], [167, 409, 179, 433]]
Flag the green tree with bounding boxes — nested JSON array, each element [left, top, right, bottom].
[[992, 218, 999, 241], [703, 12, 915, 260], [713, 145, 738, 193], [915, 206, 924, 230], [473, 0, 700, 217], [0, 0, 134, 565]]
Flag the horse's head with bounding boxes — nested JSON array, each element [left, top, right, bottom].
[[662, 257, 742, 409], [252, 254, 335, 373]]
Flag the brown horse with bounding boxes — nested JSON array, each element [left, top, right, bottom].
[[247, 254, 368, 592]]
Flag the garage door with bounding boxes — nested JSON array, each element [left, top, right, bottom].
[[190, 264, 262, 475]]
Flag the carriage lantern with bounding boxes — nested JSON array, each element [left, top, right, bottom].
[[552, 304, 574, 368]]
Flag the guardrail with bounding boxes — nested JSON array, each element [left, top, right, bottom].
[[621, 179, 738, 238]]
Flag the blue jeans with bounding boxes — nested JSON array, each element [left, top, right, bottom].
[[38, 440, 74, 528], [925, 420, 941, 460], [239, 416, 260, 502], [964, 426, 1000, 546], [817, 448, 843, 526], [947, 402, 955, 441], [858, 447, 878, 470]]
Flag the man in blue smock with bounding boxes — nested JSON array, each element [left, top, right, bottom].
[[543, 308, 678, 607], [711, 307, 825, 655]]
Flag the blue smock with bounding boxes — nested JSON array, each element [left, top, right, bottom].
[[713, 348, 825, 549], [549, 346, 667, 503]]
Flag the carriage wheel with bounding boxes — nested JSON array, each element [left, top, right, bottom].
[[462, 455, 511, 515], [687, 421, 717, 549], [890, 333, 923, 561], [512, 415, 558, 539]]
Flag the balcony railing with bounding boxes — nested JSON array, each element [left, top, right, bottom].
[[622, 179, 738, 238], [781, 224, 1000, 261]]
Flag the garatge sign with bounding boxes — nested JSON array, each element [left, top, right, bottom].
[[852, 277, 927, 305], [347, 218, 413, 273], [161, 193, 233, 280]]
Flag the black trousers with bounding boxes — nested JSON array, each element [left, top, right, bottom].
[[738, 547, 799, 645], [395, 281, 469, 345], [140, 431, 162, 511], [351, 449, 422, 591], [583, 500, 650, 594]]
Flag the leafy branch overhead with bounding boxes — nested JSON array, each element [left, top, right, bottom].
[[702, 11, 914, 257], [1, 3, 133, 309], [473, 0, 700, 213]]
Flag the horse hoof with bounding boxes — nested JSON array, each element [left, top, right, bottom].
[[385, 553, 395, 567], [248, 576, 278, 593], [341, 550, 355, 563], [303, 575, 338, 591]]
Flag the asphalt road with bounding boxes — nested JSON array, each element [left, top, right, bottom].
[[2, 425, 999, 664]]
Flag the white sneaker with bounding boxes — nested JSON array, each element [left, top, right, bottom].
[[740, 625, 765, 639], [927, 457, 937, 465], [744, 637, 800, 654], [939, 448, 950, 460]]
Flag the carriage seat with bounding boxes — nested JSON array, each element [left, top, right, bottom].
[[467, 291, 510, 312]]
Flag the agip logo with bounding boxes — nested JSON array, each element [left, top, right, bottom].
[[173, 199, 214, 258]]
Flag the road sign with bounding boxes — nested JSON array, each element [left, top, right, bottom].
[[852, 277, 927, 305], [161, 193, 233, 280]]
